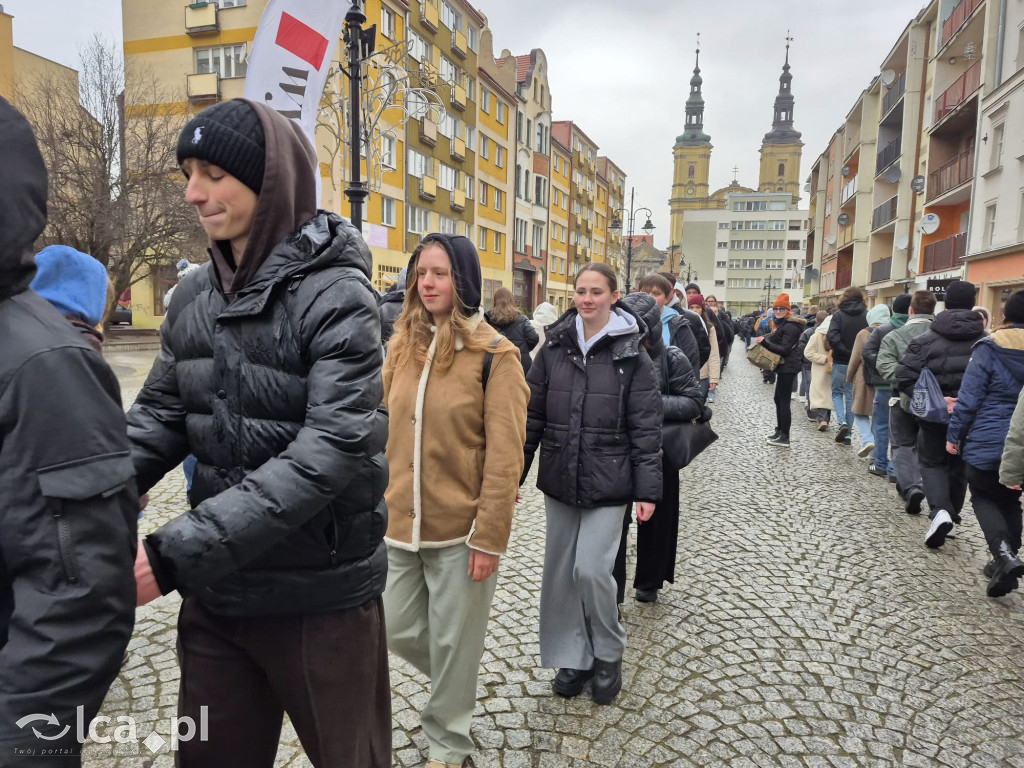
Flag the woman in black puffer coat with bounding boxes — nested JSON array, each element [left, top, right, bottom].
[[758, 293, 808, 447], [486, 286, 539, 375], [613, 292, 707, 606], [523, 263, 662, 706]]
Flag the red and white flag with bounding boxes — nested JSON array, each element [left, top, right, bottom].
[[244, 1, 346, 152]]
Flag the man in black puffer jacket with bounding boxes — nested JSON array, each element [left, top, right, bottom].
[[827, 286, 869, 442], [895, 281, 986, 550], [127, 100, 390, 765]]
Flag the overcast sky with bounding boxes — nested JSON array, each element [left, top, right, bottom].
[[8, 0, 929, 248]]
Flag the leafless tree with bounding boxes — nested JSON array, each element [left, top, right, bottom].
[[16, 36, 205, 321]]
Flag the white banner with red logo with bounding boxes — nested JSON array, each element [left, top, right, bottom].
[[244, 0, 345, 151]]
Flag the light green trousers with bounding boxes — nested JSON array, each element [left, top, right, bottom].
[[383, 544, 498, 763]]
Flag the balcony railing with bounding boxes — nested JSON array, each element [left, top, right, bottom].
[[922, 232, 967, 272], [836, 269, 853, 290], [872, 195, 898, 230], [928, 147, 975, 199], [186, 72, 219, 101], [876, 137, 902, 173], [935, 59, 982, 123], [185, 2, 219, 35], [941, 0, 983, 47], [840, 176, 858, 206], [882, 72, 907, 116], [870, 257, 893, 283], [451, 30, 468, 58]]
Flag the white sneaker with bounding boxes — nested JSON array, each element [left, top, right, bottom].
[[925, 509, 954, 549], [857, 442, 875, 458]]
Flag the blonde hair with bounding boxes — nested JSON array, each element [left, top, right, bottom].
[[386, 237, 490, 371]]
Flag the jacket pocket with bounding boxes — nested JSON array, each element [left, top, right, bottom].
[[37, 452, 135, 585]]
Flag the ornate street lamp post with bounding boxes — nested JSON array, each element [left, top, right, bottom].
[[342, 1, 375, 229], [609, 187, 654, 293]]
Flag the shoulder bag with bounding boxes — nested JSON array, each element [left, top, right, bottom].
[[909, 367, 949, 423], [747, 342, 781, 372], [660, 350, 719, 470]]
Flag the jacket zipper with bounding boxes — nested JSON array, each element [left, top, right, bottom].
[[54, 509, 80, 584], [329, 516, 339, 566]]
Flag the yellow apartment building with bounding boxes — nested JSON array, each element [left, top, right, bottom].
[[121, 0, 412, 326], [547, 137, 572, 311], [475, 27, 514, 304], [598, 157, 626, 276], [551, 120, 599, 282], [0, 10, 81, 102]]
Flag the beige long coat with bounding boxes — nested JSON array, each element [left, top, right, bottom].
[[803, 317, 833, 412], [846, 326, 876, 417]]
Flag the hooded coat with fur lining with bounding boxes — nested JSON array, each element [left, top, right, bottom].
[[383, 315, 529, 555]]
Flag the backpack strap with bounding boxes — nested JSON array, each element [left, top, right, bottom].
[[482, 335, 502, 391]]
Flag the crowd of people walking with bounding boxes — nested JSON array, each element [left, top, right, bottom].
[[744, 280, 1024, 603], [6, 90, 1024, 768]]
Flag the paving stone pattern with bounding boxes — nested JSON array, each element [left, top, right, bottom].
[[84, 341, 1024, 767]]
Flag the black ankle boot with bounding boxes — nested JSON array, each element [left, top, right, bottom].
[[591, 658, 622, 705], [987, 542, 1024, 598], [552, 667, 593, 698]]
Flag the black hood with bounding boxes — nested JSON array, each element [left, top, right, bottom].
[[839, 298, 867, 316], [620, 292, 662, 349], [0, 97, 48, 302], [932, 307, 985, 341]]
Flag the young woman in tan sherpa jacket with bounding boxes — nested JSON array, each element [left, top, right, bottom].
[[382, 233, 529, 768]]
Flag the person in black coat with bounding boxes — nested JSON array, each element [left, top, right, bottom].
[[485, 286, 540, 375], [126, 100, 391, 764], [613, 293, 707, 604], [523, 263, 662, 706], [0, 97, 138, 767], [894, 281, 986, 550], [758, 293, 808, 447], [827, 286, 869, 440]]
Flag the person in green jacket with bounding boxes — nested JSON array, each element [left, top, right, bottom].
[[876, 290, 936, 515]]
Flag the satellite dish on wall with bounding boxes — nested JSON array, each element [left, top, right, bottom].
[[841, 165, 852, 177], [911, 175, 926, 194], [920, 213, 941, 235], [804, 183, 811, 192], [825, 233, 838, 245], [895, 234, 909, 250], [880, 69, 897, 87], [838, 213, 850, 226], [884, 165, 902, 184]]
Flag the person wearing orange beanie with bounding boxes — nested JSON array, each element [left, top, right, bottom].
[[757, 293, 807, 446]]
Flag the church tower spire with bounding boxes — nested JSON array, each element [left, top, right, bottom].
[[759, 33, 804, 205], [669, 37, 714, 250]]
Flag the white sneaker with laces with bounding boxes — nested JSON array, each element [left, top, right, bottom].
[[925, 509, 954, 549]]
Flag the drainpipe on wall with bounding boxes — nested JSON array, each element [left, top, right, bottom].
[[995, 0, 1008, 88]]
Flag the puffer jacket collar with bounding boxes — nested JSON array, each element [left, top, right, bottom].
[[219, 213, 370, 319], [839, 298, 867, 316], [932, 308, 985, 341], [988, 327, 1024, 381], [545, 303, 644, 362]]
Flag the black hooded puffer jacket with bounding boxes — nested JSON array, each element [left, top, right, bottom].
[[486, 312, 540, 376], [827, 298, 868, 365], [524, 304, 663, 507], [895, 309, 987, 398], [127, 103, 387, 617]]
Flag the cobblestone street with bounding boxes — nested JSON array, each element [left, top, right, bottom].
[[84, 340, 1024, 767]]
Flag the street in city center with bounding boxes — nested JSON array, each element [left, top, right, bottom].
[[84, 341, 1024, 768]]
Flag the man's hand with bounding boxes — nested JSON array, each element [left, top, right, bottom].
[[1007, 484, 1022, 491], [134, 544, 162, 606], [468, 550, 500, 582], [709, 382, 717, 391], [636, 502, 655, 523], [946, 441, 959, 455], [944, 396, 957, 414]]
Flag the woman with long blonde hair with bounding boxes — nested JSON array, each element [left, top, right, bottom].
[[383, 233, 529, 768]]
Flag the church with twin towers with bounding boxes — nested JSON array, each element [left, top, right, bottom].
[[668, 39, 805, 254]]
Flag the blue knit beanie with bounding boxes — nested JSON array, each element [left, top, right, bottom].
[[30, 245, 108, 326]]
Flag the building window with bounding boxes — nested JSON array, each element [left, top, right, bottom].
[[495, 146, 505, 168], [778, 162, 785, 177], [380, 135, 396, 168], [718, 222, 729, 229], [216, 0, 245, 6], [439, 214, 458, 235], [407, 204, 430, 235], [195, 44, 247, 78], [494, 189, 503, 211], [787, 240, 802, 250], [479, 181, 489, 206], [467, 26, 478, 52], [496, 102, 506, 125], [481, 88, 492, 114], [407, 148, 431, 179], [441, 1, 462, 32], [991, 123, 1006, 170], [479, 134, 490, 161], [437, 163, 456, 191], [768, 220, 786, 230], [382, 196, 396, 227], [493, 233, 501, 254], [439, 55, 458, 86], [406, 91, 430, 119], [768, 200, 787, 211], [788, 220, 802, 230], [380, 6, 396, 39], [408, 29, 431, 63], [985, 203, 998, 247], [535, 177, 547, 206], [688, 164, 695, 179], [515, 219, 528, 253], [478, 226, 488, 251]]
